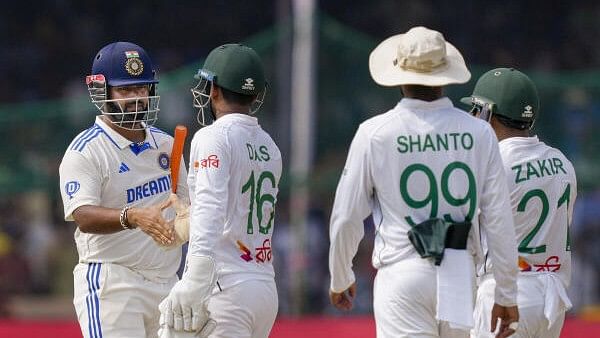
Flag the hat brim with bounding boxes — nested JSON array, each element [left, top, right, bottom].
[[369, 34, 471, 87]]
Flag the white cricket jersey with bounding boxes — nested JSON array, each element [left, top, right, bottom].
[[59, 116, 189, 280], [187, 114, 282, 289], [329, 98, 518, 305], [482, 136, 576, 287]]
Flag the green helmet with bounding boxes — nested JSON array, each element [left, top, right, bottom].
[[197, 43, 265, 95], [461, 68, 540, 129], [191, 44, 267, 126]]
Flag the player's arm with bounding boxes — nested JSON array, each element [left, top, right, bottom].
[[479, 130, 518, 306], [478, 129, 519, 335], [159, 130, 228, 332], [71, 205, 133, 234], [71, 205, 173, 245], [567, 160, 578, 227], [59, 151, 173, 244], [329, 126, 373, 310], [187, 132, 230, 258]]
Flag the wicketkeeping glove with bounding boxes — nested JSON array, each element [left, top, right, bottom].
[[159, 255, 217, 337]]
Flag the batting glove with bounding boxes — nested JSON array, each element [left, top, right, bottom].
[[159, 194, 190, 250]]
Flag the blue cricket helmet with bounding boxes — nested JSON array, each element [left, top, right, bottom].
[[92, 41, 158, 87]]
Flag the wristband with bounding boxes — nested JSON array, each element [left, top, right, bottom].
[[119, 206, 135, 230]]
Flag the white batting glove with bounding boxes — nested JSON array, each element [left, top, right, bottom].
[[159, 255, 217, 336], [159, 194, 190, 250]]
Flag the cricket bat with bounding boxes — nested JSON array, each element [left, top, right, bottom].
[[170, 125, 188, 193]]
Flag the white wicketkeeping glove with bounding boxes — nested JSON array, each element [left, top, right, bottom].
[[160, 194, 190, 250], [158, 255, 217, 337]]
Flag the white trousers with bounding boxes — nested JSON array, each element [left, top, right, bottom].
[[73, 262, 177, 338], [373, 258, 470, 338], [207, 279, 278, 338], [472, 277, 566, 338]]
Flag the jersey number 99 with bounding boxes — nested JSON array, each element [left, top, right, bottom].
[[400, 161, 476, 225]]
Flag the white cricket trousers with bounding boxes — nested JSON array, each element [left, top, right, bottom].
[[207, 279, 278, 338], [373, 257, 470, 338], [73, 262, 177, 338], [472, 276, 566, 338]]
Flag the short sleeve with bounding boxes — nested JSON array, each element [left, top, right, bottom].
[[59, 151, 102, 221]]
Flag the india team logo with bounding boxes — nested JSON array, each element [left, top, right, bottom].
[[124, 50, 144, 76], [158, 153, 170, 170], [65, 181, 80, 199]]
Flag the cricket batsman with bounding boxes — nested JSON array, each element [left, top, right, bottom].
[[59, 41, 189, 338]]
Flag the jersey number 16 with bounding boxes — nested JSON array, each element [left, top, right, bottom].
[[241, 170, 277, 235]]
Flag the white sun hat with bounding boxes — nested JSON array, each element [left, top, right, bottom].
[[369, 26, 471, 87]]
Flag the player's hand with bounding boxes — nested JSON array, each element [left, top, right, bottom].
[[490, 303, 519, 338], [159, 194, 190, 249], [168, 193, 189, 215], [330, 282, 356, 311], [128, 202, 174, 245], [159, 256, 217, 336]]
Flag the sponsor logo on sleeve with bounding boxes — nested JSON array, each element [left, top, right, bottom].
[[65, 181, 80, 199], [198, 154, 220, 169]]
